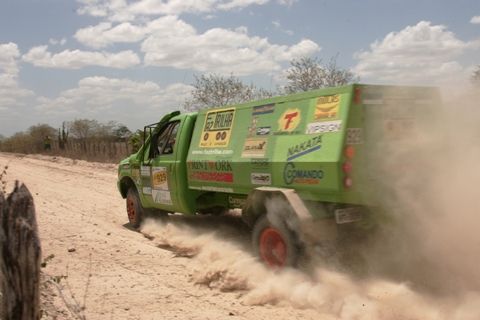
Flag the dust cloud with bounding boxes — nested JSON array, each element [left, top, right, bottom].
[[140, 86, 480, 319]]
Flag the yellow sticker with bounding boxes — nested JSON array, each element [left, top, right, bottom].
[[278, 108, 301, 132], [152, 167, 168, 190], [199, 108, 235, 148], [314, 95, 341, 121]]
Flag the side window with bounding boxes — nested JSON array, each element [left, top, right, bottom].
[[162, 122, 180, 155], [155, 121, 180, 156]]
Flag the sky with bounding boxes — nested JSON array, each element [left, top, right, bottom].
[[0, 0, 479, 136]]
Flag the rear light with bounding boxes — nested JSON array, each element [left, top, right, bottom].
[[344, 146, 355, 159], [354, 88, 362, 104], [344, 177, 353, 188], [342, 161, 352, 174], [343, 146, 355, 189]]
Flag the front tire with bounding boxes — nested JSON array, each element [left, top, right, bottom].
[[252, 214, 300, 268], [126, 188, 144, 228]]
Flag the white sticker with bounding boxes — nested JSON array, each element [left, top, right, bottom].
[[142, 187, 152, 195], [140, 166, 150, 176], [346, 128, 364, 144], [251, 173, 271, 185], [306, 120, 342, 134], [152, 190, 172, 205], [152, 167, 169, 190]]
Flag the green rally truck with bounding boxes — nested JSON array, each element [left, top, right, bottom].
[[117, 83, 440, 267]]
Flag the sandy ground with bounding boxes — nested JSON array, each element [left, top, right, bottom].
[[2, 152, 480, 320], [0, 153, 325, 320]]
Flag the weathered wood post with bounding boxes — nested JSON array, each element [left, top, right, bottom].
[[0, 183, 41, 320]]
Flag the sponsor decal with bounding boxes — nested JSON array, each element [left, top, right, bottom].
[[251, 173, 271, 185], [252, 103, 275, 116], [283, 162, 323, 185], [190, 172, 233, 183], [306, 120, 342, 134], [188, 160, 234, 183], [200, 108, 235, 148], [251, 158, 269, 168], [140, 166, 150, 176], [346, 128, 364, 144], [190, 186, 234, 193], [152, 190, 172, 205], [241, 138, 268, 158], [228, 196, 246, 208], [152, 167, 169, 190], [191, 149, 233, 155], [247, 116, 259, 137], [256, 126, 271, 136], [315, 95, 341, 121], [286, 135, 322, 161], [278, 108, 301, 132], [142, 187, 152, 195], [188, 160, 232, 171]]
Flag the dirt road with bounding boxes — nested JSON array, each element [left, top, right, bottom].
[[0, 153, 323, 319], [1, 153, 479, 320]]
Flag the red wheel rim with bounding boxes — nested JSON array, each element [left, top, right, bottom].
[[259, 227, 287, 268], [126, 197, 136, 222]]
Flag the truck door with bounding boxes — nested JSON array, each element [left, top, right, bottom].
[[145, 120, 181, 211]]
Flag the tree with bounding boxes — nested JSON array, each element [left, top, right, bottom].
[[69, 119, 130, 141], [68, 119, 100, 140], [58, 122, 69, 150], [112, 124, 132, 139], [472, 65, 480, 85], [128, 129, 145, 153], [283, 55, 357, 94], [184, 74, 274, 111], [27, 124, 56, 153]]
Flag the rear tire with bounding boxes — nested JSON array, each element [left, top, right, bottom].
[[252, 214, 300, 268], [126, 188, 144, 229]]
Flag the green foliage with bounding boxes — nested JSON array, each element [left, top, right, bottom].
[[0, 124, 56, 153], [184, 73, 275, 111], [68, 119, 131, 140], [283, 55, 358, 94], [128, 129, 145, 153], [58, 122, 69, 150], [0, 120, 131, 156]]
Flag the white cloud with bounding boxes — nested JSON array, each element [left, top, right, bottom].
[[77, 0, 274, 21], [75, 15, 318, 75], [353, 21, 478, 84], [471, 16, 480, 24], [142, 22, 319, 75], [0, 42, 20, 75], [49, 38, 67, 46], [36, 76, 193, 128], [22, 46, 140, 69], [217, 0, 268, 11], [276, 0, 298, 6], [271, 20, 294, 36], [75, 15, 195, 48], [0, 42, 34, 109]]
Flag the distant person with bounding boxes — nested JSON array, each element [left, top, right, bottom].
[[44, 135, 51, 151]]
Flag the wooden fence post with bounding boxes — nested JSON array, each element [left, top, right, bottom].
[[0, 183, 41, 320]]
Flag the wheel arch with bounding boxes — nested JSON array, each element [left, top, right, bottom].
[[119, 176, 137, 198], [242, 187, 311, 228]]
